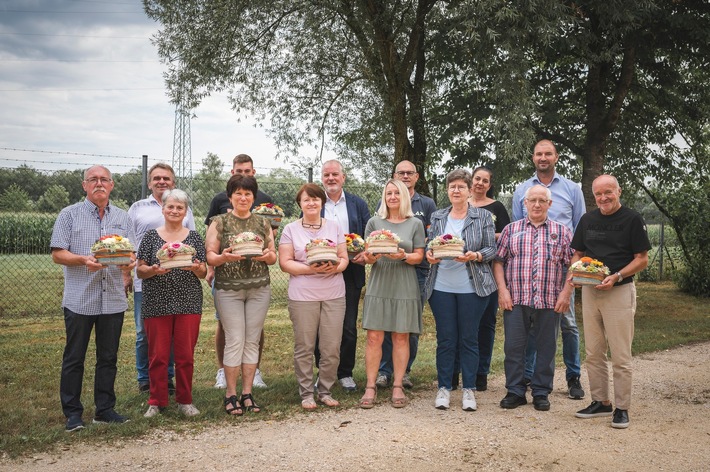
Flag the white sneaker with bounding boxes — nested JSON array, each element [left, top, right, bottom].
[[253, 369, 268, 389], [144, 405, 161, 418], [177, 403, 200, 417], [214, 368, 226, 389], [339, 376, 357, 391], [435, 387, 450, 410], [462, 388, 477, 411]]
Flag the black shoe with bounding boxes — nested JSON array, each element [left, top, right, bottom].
[[168, 380, 176, 396], [533, 395, 550, 411], [575, 401, 613, 418], [65, 415, 85, 432], [138, 382, 150, 394], [523, 378, 531, 391], [93, 409, 130, 424], [567, 376, 585, 399], [612, 409, 630, 429], [475, 374, 487, 392], [499, 392, 527, 409]]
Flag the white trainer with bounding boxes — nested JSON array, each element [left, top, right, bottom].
[[177, 403, 200, 417], [435, 387, 450, 410], [214, 368, 226, 389], [253, 368, 268, 389], [339, 376, 357, 391], [462, 388, 477, 411], [144, 405, 161, 418]]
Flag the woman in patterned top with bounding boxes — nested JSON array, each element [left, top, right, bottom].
[[206, 174, 277, 416], [136, 189, 207, 418]]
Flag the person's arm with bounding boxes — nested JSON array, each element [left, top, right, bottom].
[[511, 186, 524, 221], [492, 260, 513, 311], [252, 219, 278, 265], [595, 251, 649, 291], [205, 219, 245, 268], [51, 248, 104, 272], [571, 185, 586, 232]]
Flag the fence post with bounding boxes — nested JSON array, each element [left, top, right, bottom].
[[431, 175, 438, 206], [141, 155, 148, 199], [659, 220, 665, 280], [308, 167, 313, 183]]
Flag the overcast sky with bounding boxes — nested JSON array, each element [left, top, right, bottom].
[[0, 0, 287, 176]]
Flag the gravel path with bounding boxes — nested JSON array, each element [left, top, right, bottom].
[[3, 342, 709, 471]]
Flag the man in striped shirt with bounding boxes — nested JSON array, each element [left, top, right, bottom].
[[50, 165, 135, 432], [493, 185, 574, 412]]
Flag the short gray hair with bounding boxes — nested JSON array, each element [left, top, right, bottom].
[[162, 188, 190, 207], [524, 185, 552, 200]]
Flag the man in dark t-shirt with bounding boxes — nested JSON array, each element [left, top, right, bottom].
[[569, 174, 651, 430], [205, 154, 273, 390]]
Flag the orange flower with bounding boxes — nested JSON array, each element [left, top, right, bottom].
[[580, 256, 593, 263]]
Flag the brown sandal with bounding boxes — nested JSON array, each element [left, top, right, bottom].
[[359, 386, 377, 409], [391, 385, 408, 408]]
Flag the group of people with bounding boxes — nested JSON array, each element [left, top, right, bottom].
[[50, 140, 650, 432]]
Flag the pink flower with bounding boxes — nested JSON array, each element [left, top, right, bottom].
[[171, 243, 181, 249]]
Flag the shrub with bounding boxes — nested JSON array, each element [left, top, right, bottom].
[[0, 213, 56, 254]]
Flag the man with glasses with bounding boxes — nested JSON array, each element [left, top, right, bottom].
[[128, 163, 195, 394], [376, 160, 437, 389], [512, 140, 587, 400], [493, 185, 574, 411], [50, 165, 134, 431], [205, 154, 273, 389]]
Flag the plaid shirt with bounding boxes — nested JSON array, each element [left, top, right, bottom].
[[495, 217, 572, 309], [50, 199, 134, 316]]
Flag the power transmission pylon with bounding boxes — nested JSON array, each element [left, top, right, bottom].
[[172, 102, 192, 194]]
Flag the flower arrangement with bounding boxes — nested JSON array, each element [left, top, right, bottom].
[[345, 233, 365, 253], [91, 234, 134, 253], [428, 234, 464, 247], [252, 203, 285, 216], [306, 238, 336, 250], [228, 232, 264, 246], [156, 242, 196, 259], [570, 257, 610, 275], [366, 229, 401, 243]]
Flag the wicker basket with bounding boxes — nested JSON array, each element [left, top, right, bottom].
[[93, 250, 133, 266], [571, 271, 606, 286], [158, 253, 194, 269]]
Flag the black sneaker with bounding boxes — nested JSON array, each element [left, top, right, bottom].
[[567, 377, 585, 399], [93, 409, 130, 424], [65, 415, 85, 432], [499, 392, 527, 409], [575, 401, 613, 418], [612, 409, 630, 429], [533, 395, 550, 411], [475, 374, 487, 392], [138, 382, 150, 394], [168, 380, 176, 396]]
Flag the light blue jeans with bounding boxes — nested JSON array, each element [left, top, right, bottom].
[[524, 290, 581, 381], [134, 291, 174, 385]]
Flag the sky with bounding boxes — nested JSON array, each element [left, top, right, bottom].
[[0, 0, 287, 176]]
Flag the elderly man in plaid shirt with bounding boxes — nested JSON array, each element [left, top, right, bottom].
[[492, 185, 574, 412], [50, 165, 135, 432]]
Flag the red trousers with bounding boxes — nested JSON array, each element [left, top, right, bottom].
[[144, 314, 201, 407]]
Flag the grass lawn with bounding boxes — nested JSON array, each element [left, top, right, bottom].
[[0, 281, 708, 458]]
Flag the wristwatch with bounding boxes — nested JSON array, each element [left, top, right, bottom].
[[616, 272, 624, 283]]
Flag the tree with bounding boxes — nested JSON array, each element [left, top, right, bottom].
[[144, 0, 444, 194], [0, 184, 34, 212], [36, 185, 70, 213], [191, 152, 229, 217]]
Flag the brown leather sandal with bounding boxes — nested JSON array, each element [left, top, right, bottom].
[[359, 386, 377, 409], [391, 385, 408, 408]]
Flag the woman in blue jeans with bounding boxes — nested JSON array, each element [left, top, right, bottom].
[[424, 169, 497, 411]]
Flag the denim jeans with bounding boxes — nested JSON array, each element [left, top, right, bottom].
[[524, 290, 581, 381], [477, 291, 499, 376], [504, 305, 561, 397], [135, 291, 174, 384], [60, 308, 124, 418], [430, 290, 487, 390], [379, 267, 427, 377]]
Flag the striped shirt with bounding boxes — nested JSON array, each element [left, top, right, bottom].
[[495, 217, 572, 309], [50, 199, 134, 316]]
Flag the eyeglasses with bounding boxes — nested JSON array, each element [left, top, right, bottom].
[[448, 185, 468, 192], [526, 198, 549, 205], [395, 171, 416, 177], [84, 177, 112, 185], [302, 218, 322, 229]]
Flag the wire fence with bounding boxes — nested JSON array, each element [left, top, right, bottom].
[[0, 163, 682, 318]]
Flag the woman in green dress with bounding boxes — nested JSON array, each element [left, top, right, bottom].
[[359, 179, 426, 408]]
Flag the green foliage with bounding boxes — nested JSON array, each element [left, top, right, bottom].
[[191, 152, 229, 218], [0, 213, 56, 254], [0, 184, 34, 212], [36, 185, 70, 213]]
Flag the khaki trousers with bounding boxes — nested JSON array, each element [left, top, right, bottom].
[[581, 282, 636, 410]]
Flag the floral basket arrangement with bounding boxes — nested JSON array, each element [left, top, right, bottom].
[[156, 242, 196, 269], [91, 234, 134, 265], [428, 234, 465, 260], [252, 203, 285, 228], [569, 257, 610, 285], [365, 229, 401, 254], [345, 233, 365, 259], [228, 232, 264, 257], [306, 238, 338, 265]]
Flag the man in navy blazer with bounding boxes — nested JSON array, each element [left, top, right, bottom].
[[315, 159, 371, 391]]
